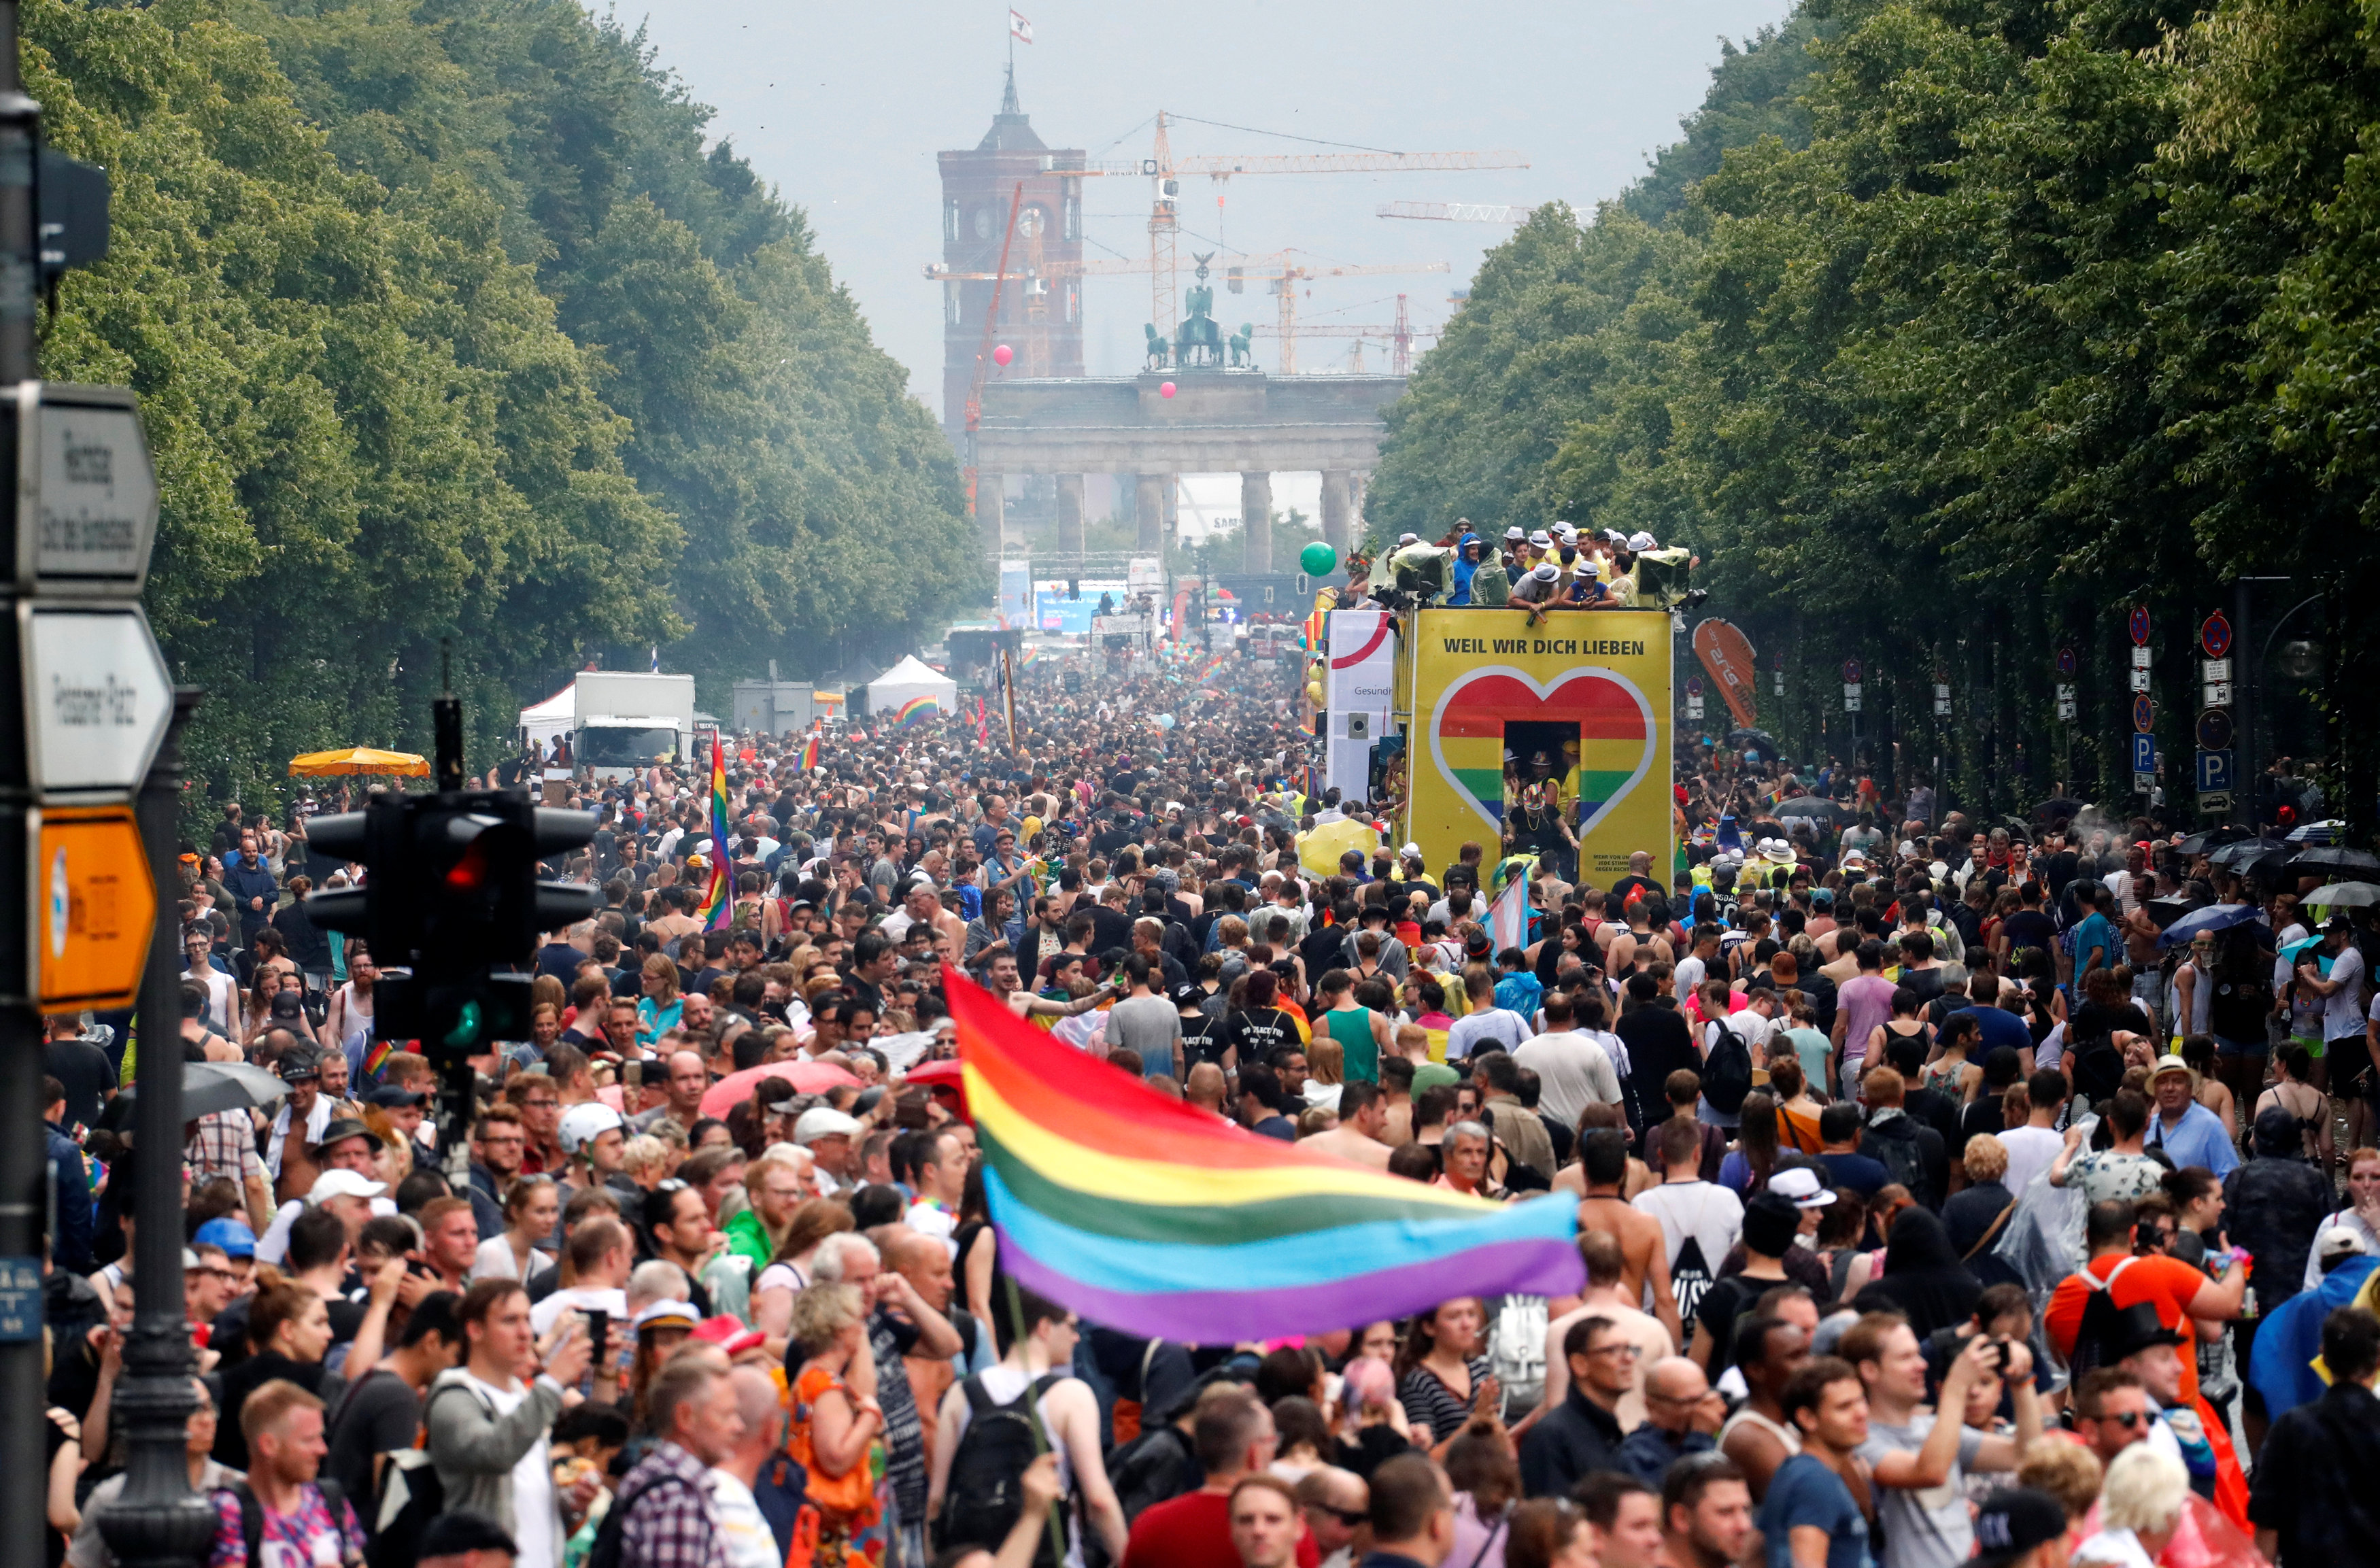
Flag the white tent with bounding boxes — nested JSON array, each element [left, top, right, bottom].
[[518, 681, 574, 749], [862, 655, 957, 719]]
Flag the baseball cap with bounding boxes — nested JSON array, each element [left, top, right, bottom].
[[692, 1315, 766, 1357], [793, 1106, 862, 1146], [1969, 1489, 2067, 1568], [632, 1299, 700, 1334], [364, 1085, 426, 1109], [277, 1049, 322, 1083], [307, 1169, 387, 1204], [193, 1217, 256, 1259], [1173, 984, 1208, 1008], [1768, 1168, 1837, 1209], [182, 1247, 204, 1272], [1627, 530, 1659, 551], [558, 1102, 626, 1154], [2319, 1224, 2367, 1262]]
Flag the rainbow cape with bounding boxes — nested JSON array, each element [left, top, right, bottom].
[[697, 734, 732, 930], [894, 695, 939, 729], [948, 970, 1581, 1341]]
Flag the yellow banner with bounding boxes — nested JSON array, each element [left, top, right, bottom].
[[1404, 608, 1673, 887]]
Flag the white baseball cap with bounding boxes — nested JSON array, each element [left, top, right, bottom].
[[1627, 530, 1659, 551], [2319, 1225, 2367, 1261], [558, 1102, 626, 1155], [308, 1169, 387, 1204], [794, 1106, 862, 1146]]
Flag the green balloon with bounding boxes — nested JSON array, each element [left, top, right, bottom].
[[1299, 541, 1339, 577]]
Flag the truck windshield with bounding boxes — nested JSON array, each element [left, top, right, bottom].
[[578, 726, 679, 766]]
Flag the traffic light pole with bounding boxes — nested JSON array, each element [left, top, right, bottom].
[[0, 7, 43, 1566], [96, 690, 214, 1568]]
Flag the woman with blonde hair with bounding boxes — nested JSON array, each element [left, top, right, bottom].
[[1304, 1036, 1346, 1110], [785, 1280, 890, 1567], [358, 1104, 415, 1184], [634, 953, 682, 1044], [2076, 1444, 2189, 1565]]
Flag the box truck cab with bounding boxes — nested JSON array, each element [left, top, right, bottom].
[[572, 670, 696, 779]]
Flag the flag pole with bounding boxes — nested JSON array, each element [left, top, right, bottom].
[[1006, 1277, 1070, 1563]]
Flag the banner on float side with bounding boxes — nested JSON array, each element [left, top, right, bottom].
[[1690, 619, 1759, 729], [1404, 608, 1673, 887], [1326, 609, 1396, 713]]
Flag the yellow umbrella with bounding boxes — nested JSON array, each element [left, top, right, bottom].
[[288, 747, 430, 777]]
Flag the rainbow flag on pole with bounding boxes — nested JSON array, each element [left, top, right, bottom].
[[893, 695, 940, 729], [947, 969, 1580, 1340], [797, 732, 819, 772], [696, 734, 732, 931]]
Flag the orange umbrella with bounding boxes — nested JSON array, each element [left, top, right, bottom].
[[288, 747, 430, 777]]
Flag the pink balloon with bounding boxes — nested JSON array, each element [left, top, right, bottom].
[[992, 343, 1013, 367], [1159, 381, 1177, 398]]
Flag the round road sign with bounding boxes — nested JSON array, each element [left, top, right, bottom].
[[1841, 658, 1863, 684], [2056, 647, 2077, 676], [2129, 605, 2152, 647], [2197, 709, 2234, 751], [1685, 675, 1704, 697], [2132, 693, 2155, 732], [2200, 611, 2233, 660]]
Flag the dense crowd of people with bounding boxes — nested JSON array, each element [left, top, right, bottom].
[[31, 629, 2380, 1568]]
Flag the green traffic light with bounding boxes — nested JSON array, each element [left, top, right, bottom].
[[443, 1000, 482, 1049]]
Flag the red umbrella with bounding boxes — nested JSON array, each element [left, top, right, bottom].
[[903, 1057, 968, 1121], [699, 1060, 861, 1119]]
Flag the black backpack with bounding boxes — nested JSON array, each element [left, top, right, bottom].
[[1865, 1117, 1935, 1208], [1701, 1021, 1754, 1115], [220, 1478, 349, 1564], [1108, 1419, 1201, 1523], [936, 1372, 1068, 1565]]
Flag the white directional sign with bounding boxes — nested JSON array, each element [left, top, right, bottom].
[[14, 383, 158, 596], [21, 603, 171, 798]]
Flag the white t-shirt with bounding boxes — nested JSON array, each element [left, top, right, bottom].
[[2326, 945, 2367, 1041], [1445, 1008, 1530, 1062], [1631, 1181, 1744, 1285], [1672, 954, 1707, 1006], [709, 1471, 780, 1568], [1998, 1124, 2065, 1197], [529, 1284, 626, 1336], [461, 1371, 555, 1568], [907, 1199, 958, 1260], [254, 1195, 397, 1266], [1512, 1031, 1622, 1130]]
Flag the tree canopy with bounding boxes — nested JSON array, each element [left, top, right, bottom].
[[1370, 0, 2380, 823], [28, 0, 972, 816]]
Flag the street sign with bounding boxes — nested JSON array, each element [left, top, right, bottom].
[[13, 384, 158, 597], [2204, 681, 2232, 708], [2200, 791, 2232, 814], [2058, 698, 2077, 720], [21, 603, 172, 798], [2129, 668, 2152, 692], [2130, 605, 2152, 646], [1933, 681, 1950, 717], [2200, 611, 2232, 660], [2196, 749, 2235, 794], [1841, 659, 1863, 684], [2056, 683, 2075, 701], [35, 803, 156, 1010], [2134, 771, 2155, 796], [1685, 675, 1704, 697], [2202, 658, 2230, 683], [1843, 689, 1863, 713], [2132, 693, 2154, 732], [1772, 672, 1782, 695], [2196, 709, 2235, 751], [2056, 647, 2077, 676], [2132, 733, 2156, 774], [2131, 646, 2152, 670]]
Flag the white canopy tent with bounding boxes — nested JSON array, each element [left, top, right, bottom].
[[518, 682, 574, 750], [862, 655, 957, 719]]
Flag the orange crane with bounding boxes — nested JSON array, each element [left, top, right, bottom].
[[962, 182, 1023, 534], [1057, 112, 1526, 343], [925, 250, 1447, 373], [1256, 296, 1438, 375]]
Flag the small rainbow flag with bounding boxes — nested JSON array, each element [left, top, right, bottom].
[[361, 1038, 392, 1083], [696, 734, 732, 930], [798, 732, 819, 771], [948, 968, 1580, 1340], [894, 695, 940, 730]]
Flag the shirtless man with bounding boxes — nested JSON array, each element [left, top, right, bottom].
[[986, 951, 1116, 1022], [1569, 1127, 1682, 1349], [1529, 1231, 1675, 1437], [1718, 1310, 1814, 1501], [1302, 1081, 1395, 1170]]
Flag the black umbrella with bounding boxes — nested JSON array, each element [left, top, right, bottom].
[[2285, 845, 2380, 874], [118, 1061, 288, 1121], [1774, 795, 1850, 823], [2177, 825, 2253, 857], [2033, 796, 2086, 822], [2209, 836, 2290, 870]]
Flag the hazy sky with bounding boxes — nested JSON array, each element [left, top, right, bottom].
[[619, 1, 1798, 413]]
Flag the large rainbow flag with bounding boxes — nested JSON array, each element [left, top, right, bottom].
[[948, 970, 1581, 1341], [696, 734, 732, 930], [797, 732, 819, 771], [893, 695, 940, 729]]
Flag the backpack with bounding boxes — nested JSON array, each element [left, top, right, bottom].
[[1701, 1022, 1754, 1116], [1865, 1117, 1935, 1208], [588, 1471, 699, 1568], [1669, 1235, 1716, 1324], [220, 1478, 350, 1565], [1486, 1295, 1548, 1420], [936, 1371, 1068, 1565], [2062, 1256, 2144, 1382], [1108, 1420, 1202, 1524], [369, 1377, 494, 1568]]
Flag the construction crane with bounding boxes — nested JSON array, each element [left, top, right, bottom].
[[1254, 295, 1434, 374], [1055, 112, 1526, 347], [925, 250, 1448, 375], [1376, 200, 1537, 223], [962, 182, 1023, 536]]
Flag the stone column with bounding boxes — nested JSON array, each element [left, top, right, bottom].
[[1136, 474, 1166, 553], [1241, 471, 1274, 573], [1319, 469, 1353, 554], [1055, 473, 1085, 557], [975, 473, 1004, 559]]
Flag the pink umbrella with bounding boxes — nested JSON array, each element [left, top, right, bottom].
[[699, 1060, 860, 1119]]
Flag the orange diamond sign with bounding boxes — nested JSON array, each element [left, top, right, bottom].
[[38, 805, 156, 1011]]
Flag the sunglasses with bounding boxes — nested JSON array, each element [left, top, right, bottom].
[[1307, 1505, 1367, 1527]]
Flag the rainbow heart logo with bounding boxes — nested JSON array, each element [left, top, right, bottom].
[[1428, 666, 1658, 838]]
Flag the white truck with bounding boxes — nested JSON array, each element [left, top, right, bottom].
[[571, 670, 696, 779]]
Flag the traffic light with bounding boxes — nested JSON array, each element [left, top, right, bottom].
[[307, 791, 600, 1051]]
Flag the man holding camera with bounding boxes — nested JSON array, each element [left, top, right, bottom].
[[1845, 1314, 2041, 1568]]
